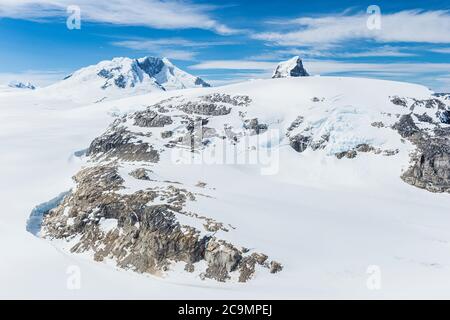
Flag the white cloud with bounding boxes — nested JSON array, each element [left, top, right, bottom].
[[112, 38, 236, 61], [0, 0, 238, 34], [304, 60, 450, 76], [257, 45, 417, 60], [430, 48, 450, 54], [254, 10, 450, 46], [337, 46, 417, 58]]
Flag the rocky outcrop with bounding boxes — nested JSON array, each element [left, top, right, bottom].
[[41, 93, 282, 282], [178, 101, 231, 116], [390, 96, 408, 107], [391, 97, 450, 193], [129, 168, 152, 180], [86, 122, 159, 162], [437, 110, 450, 125], [133, 110, 173, 128], [41, 165, 281, 282], [392, 114, 420, 138], [243, 118, 268, 135], [289, 134, 311, 153], [402, 140, 450, 193], [411, 98, 445, 110], [272, 56, 309, 78], [201, 93, 252, 106]]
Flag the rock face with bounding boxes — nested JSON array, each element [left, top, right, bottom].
[[86, 122, 160, 162], [41, 92, 282, 283], [393, 114, 420, 138], [42, 165, 282, 282], [289, 134, 311, 153], [38, 84, 450, 284], [283, 94, 449, 193], [389, 97, 450, 193], [272, 56, 309, 78], [402, 142, 450, 193], [133, 110, 173, 128]]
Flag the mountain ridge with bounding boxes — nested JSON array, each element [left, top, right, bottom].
[[41, 56, 210, 104]]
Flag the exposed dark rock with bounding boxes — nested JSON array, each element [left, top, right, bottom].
[[97, 69, 115, 79], [238, 253, 268, 283], [195, 181, 207, 188], [243, 118, 268, 135], [383, 149, 399, 156], [289, 134, 311, 153], [178, 101, 231, 116], [336, 150, 357, 159], [310, 134, 329, 151], [114, 75, 127, 88], [415, 113, 433, 123], [42, 165, 280, 282], [184, 263, 195, 273], [402, 141, 450, 193], [204, 240, 242, 282], [86, 124, 159, 162], [201, 93, 252, 106], [392, 114, 420, 138], [356, 144, 375, 153], [437, 109, 450, 124], [194, 77, 211, 88], [269, 261, 283, 274], [133, 110, 173, 128], [272, 56, 309, 78], [136, 57, 165, 77], [129, 168, 152, 180], [412, 98, 445, 110], [390, 96, 407, 107], [43, 92, 295, 283], [387, 96, 450, 193], [334, 144, 396, 159], [287, 116, 304, 132], [371, 121, 385, 128], [161, 130, 173, 139], [434, 127, 450, 137]]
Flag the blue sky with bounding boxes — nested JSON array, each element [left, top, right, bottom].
[[0, 0, 449, 90]]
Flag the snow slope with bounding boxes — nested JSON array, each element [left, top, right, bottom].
[[1, 76, 450, 299]]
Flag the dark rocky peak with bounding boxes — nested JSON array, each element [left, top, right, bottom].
[[272, 56, 309, 78]]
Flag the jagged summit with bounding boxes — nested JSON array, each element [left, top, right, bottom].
[[272, 56, 309, 78], [45, 56, 210, 103], [136, 56, 210, 90], [64, 56, 210, 91]]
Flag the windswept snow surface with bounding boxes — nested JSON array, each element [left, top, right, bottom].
[[2, 77, 450, 299]]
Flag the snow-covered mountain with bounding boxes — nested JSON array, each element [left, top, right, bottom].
[[272, 56, 309, 78], [8, 81, 36, 90], [41, 56, 210, 104], [2, 58, 450, 297]]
